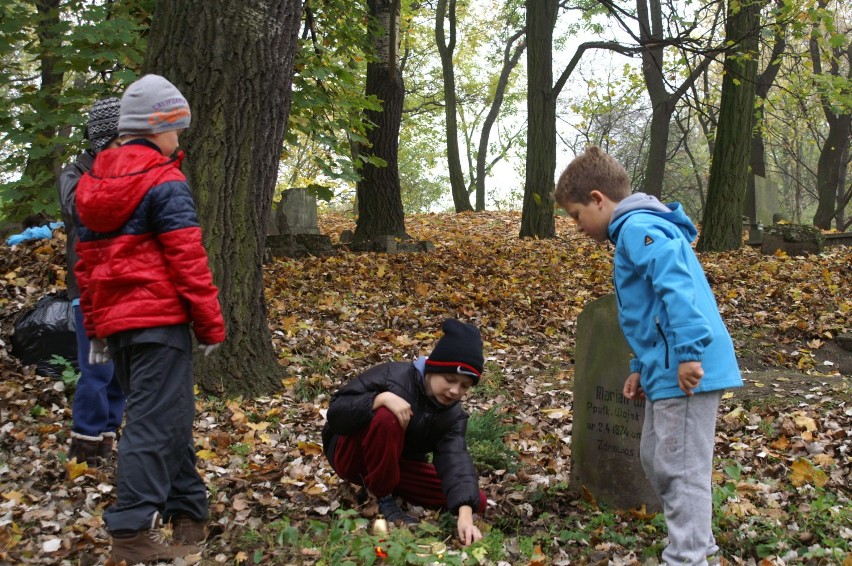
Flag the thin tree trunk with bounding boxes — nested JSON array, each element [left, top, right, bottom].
[[811, 38, 852, 229], [145, 0, 303, 397], [475, 30, 525, 211], [436, 0, 472, 212], [697, 0, 763, 252]]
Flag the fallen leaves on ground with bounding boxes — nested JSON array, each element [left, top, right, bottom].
[[0, 211, 849, 564]]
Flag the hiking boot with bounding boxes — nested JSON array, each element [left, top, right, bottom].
[[377, 495, 419, 525], [169, 514, 208, 545], [110, 514, 200, 564], [68, 433, 103, 467], [98, 432, 116, 462]]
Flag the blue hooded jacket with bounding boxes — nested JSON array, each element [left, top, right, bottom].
[[608, 193, 742, 401]]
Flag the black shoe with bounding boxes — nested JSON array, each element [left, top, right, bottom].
[[377, 495, 418, 525]]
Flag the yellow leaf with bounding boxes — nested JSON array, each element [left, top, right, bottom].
[[2, 490, 25, 503], [770, 435, 788, 450], [722, 391, 734, 399], [794, 414, 818, 432], [64, 460, 89, 481], [298, 441, 323, 456], [789, 459, 828, 488], [196, 449, 217, 461]]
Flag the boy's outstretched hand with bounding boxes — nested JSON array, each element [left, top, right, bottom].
[[623, 372, 645, 400], [678, 361, 704, 395], [456, 505, 482, 546]]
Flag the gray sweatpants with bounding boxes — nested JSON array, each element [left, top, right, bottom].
[[640, 391, 723, 566]]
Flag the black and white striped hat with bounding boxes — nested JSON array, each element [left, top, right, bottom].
[[86, 97, 121, 154]]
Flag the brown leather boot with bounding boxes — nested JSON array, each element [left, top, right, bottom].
[[67, 433, 103, 467], [169, 514, 209, 545], [98, 432, 116, 462], [110, 518, 200, 565]]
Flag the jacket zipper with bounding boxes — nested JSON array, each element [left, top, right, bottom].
[[655, 317, 670, 369]]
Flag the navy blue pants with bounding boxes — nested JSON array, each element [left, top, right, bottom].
[[102, 325, 207, 533], [71, 305, 125, 438]]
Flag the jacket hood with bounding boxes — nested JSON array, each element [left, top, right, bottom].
[[76, 144, 185, 233], [609, 192, 697, 243]]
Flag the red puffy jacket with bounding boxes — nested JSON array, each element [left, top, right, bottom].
[[75, 140, 225, 345]]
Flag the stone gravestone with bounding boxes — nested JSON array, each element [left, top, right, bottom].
[[571, 294, 660, 511], [269, 188, 320, 236], [744, 175, 780, 244], [266, 188, 333, 260]]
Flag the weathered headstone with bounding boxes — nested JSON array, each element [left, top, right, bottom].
[[744, 175, 780, 244], [270, 188, 321, 235], [571, 294, 660, 511], [265, 188, 333, 260]]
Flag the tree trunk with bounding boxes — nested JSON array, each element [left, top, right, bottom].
[[475, 30, 525, 211], [144, 0, 302, 397], [436, 0, 472, 212], [697, 0, 762, 252], [744, 21, 785, 227], [354, 0, 408, 240], [519, 0, 556, 239], [18, 0, 63, 219], [811, 40, 852, 230]]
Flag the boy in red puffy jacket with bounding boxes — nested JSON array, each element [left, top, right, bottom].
[[75, 74, 225, 565]]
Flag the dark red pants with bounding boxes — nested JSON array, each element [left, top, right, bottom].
[[332, 407, 486, 513]]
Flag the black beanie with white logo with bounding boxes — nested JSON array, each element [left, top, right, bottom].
[[424, 319, 484, 384]]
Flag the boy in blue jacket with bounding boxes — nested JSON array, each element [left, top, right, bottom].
[[554, 146, 742, 565]]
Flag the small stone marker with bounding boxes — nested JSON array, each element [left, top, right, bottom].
[[571, 294, 661, 511]]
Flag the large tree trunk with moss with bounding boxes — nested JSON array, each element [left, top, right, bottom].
[[519, 0, 556, 239], [16, 0, 63, 220], [697, 0, 762, 252], [354, 0, 408, 241], [436, 0, 472, 213], [144, 0, 302, 397]]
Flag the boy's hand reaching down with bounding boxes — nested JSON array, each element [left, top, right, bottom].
[[623, 372, 645, 400], [678, 361, 704, 395], [198, 343, 221, 356], [456, 506, 482, 546]]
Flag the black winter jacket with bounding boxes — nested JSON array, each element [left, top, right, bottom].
[[56, 151, 95, 299], [322, 361, 481, 513]]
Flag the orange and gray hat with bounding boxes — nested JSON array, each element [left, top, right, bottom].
[[118, 74, 191, 136]]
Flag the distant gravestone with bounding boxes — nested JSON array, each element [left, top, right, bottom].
[[270, 188, 321, 235], [571, 294, 660, 511], [265, 188, 333, 261], [745, 175, 780, 244]]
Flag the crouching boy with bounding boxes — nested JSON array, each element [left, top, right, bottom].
[[322, 319, 488, 546]]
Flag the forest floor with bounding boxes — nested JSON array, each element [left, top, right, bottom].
[[0, 211, 849, 565]]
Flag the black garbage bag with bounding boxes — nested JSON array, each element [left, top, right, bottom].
[[11, 291, 79, 379]]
